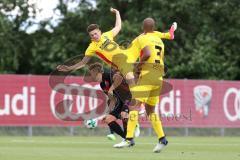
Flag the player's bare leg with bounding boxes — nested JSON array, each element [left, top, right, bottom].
[[103, 115, 125, 140]]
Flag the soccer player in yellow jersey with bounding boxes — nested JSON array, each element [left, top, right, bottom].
[[57, 7, 123, 72], [114, 18, 177, 153]]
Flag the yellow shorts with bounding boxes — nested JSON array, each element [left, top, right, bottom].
[[130, 85, 161, 106], [130, 65, 164, 106]]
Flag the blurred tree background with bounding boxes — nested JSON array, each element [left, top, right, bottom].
[[0, 0, 239, 80]]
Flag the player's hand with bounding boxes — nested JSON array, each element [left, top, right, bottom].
[[133, 63, 142, 75], [56, 65, 72, 72], [110, 7, 119, 14], [133, 64, 141, 83], [125, 72, 136, 85], [108, 89, 114, 97]]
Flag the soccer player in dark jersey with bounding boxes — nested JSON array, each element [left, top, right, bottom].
[[88, 62, 140, 147]]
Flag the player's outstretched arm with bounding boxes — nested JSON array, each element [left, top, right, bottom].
[[158, 22, 177, 40], [110, 7, 122, 37], [57, 56, 91, 72]]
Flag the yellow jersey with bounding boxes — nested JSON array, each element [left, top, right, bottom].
[[129, 31, 172, 104], [85, 30, 138, 76], [85, 30, 123, 68], [130, 31, 171, 65]]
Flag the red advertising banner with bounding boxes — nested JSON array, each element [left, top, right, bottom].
[[0, 74, 240, 128]]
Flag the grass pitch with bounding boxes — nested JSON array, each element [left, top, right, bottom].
[[0, 136, 239, 160]]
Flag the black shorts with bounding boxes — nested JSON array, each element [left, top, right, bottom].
[[109, 97, 129, 119]]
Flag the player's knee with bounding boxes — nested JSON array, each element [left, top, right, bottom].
[[128, 100, 140, 111], [121, 111, 128, 119], [145, 104, 155, 116], [102, 116, 107, 124], [128, 105, 138, 111], [104, 115, 116, 124]]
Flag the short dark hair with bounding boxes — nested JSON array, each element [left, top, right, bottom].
[[89, 62, 103, 73], [87, 24, 100, 33], [143, 17, 155, 32]]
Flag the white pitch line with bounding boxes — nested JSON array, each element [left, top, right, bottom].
[[10, 139, 240, 146]]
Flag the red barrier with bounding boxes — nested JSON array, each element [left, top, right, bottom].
[[0, 75, 239, 128]]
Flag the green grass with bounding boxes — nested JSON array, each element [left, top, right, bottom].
[[0, 136, 239, 160]]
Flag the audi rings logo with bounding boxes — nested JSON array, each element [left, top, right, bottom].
[[223, 88, 240, 122], [50, 83, 108, 121]]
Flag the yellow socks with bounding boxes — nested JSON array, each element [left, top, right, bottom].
[[126, 111, 138, 138], [149, 113, 165, 138]]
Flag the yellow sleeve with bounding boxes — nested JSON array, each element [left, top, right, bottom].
[[155, 31, 171, 39], [102, 30, 114, 40], [85, 43, 95, 56]]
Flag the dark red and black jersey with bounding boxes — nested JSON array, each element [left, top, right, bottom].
[[100, 70, 131, 103], [100, 70, 112, 94]]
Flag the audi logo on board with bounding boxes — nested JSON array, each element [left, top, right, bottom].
[[50, 83, 108, 121], [223, 88, 240, 122]]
